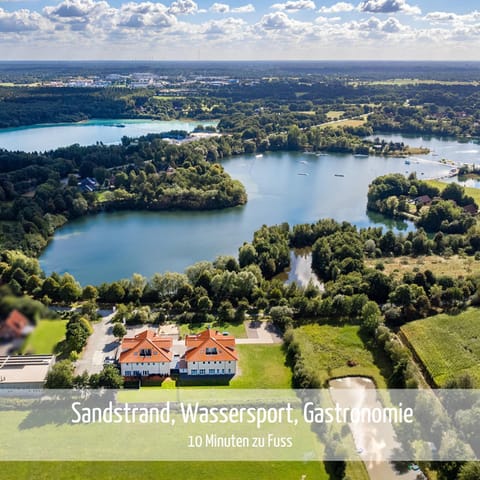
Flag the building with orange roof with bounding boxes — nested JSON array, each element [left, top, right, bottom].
[[0, 310, 33, 340], [119, 330, 173, 377], [184, 329, 237, 376]]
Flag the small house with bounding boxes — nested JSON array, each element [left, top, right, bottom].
[[0, 310, 33, 340], [414, 195, 432, 207]]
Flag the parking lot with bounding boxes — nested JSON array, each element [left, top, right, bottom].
[[75, 310, 117, 375]]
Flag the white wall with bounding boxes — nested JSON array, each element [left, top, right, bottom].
[[121, 361, 170, 376], [187, 360, 236, 376]]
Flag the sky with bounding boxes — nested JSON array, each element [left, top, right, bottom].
[[0, 0, 479, 60]]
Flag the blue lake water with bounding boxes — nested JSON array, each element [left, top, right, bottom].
[[0, 119, 217, 152], [2, 121, 476, 284]]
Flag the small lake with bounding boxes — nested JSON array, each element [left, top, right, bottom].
[[275, 250, 323, 290], [38, 131, 477, 285], [0, 119, 217, 152]]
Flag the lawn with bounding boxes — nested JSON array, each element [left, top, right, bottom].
[[178, 321, 247, 338], [366, 254, 480, 280], [427, 179, 480, 206], [326, 110, 344, 119], [20, 320, 67, 355], [291, 324, 389, 388], [401, 307, 480, 386], [0, 462, 329, 480], [320, 114, 368, 129], [230, 344, 292, 389]]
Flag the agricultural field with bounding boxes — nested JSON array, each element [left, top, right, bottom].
[[20, 320, 67, 355], [401, 308, 480, 386], [291, 324, 389, 388], [365, 254, 480, 280]]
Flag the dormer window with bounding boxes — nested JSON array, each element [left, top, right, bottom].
[[206, 347, 218, 355], [140, 349, 152, 357]]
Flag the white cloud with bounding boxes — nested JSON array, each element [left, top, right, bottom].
[[232, 4, 255, 13], [358, 0, 420, 16], [318, 2, 354, 14], [210, 2, 229, 13], [271, 0, 316, 13], [203, 16, 246, 36], [118, 2, 177, 28], [44, 0, 110, 18], [210, 3, 254, 14], [167, 0, 198, 15], [424, 11, 480, 25], [0, 7, 44, 32]]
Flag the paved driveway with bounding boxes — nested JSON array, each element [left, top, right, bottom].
[[75, 310, 117, 375], [243, 320, 283, 344]]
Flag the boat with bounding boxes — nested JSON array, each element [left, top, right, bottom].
[[405, 160, 411, 165], [300, 160, 308, 165], [115, 124, 126, 128], [298, 172, 309, 176], [354, 154, 369, 157], [255, 154, 263, 158], [334, 174, 344, 177], [316, 153, 329, 156]]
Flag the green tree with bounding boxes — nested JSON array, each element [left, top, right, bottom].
[[45, 360, 74, 389], [113, 322, 127, 339], [97, 365, 124, 389]]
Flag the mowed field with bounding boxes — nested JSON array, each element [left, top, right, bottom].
[[20, 320, 67, 354], [230, 344, 292, 388], [427, 179, 480, 206], [401, 308, 480, 386], [291, 324, 389, 388]]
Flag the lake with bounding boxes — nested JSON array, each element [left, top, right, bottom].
[[36, 129, 480, 285], [0, 119, 217, 152]]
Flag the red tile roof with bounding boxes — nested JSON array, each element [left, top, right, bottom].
[[0, 310, 30, 339], [119, 330, 172, 364], [185, 329, 238, 362]]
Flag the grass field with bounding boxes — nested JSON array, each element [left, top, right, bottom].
[[320, 114, 368, 129], [291, 324, 390, 388], [427, 179, 480, 206], [366, 254, 480, 280], [20, 320, 67, 355], [325, 110, 344, 119], [230, 344, 292, 388], [401, 308, 480, 386], [0, 462, 331, 480]]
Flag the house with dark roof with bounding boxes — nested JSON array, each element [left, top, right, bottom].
[[415, 195, 432, 207], [0, 310, 33, 341], [79, 177, 98, 193], [119, 330, 173, 377], [463, 204, 478, 215]]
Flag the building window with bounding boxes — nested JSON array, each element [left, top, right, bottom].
[[199, 369, 205, 375], [209, 369, 215, 374], [191, 369, 197, 375], [143, 370, 149, 376], [125, 371, 131, 376]]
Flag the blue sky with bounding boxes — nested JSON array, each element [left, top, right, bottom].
[[0, 0, 479, 60]]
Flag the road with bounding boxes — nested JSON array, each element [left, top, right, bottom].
[[75, 310, 117, 375]]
